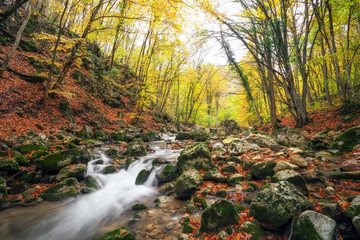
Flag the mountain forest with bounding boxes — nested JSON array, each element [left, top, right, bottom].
[[0, 0, 360, 239]]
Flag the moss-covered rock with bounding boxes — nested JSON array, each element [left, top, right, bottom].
[[183, 218, 195, 233], [95, 130, 108, 141], [347, 196, 360, 218], [250, 162, 276, 180], [14, 155, 30, 166], [272, 170, 308, 195], [226, 174, 244, 186], [94, 227, 135, 240], [0, 158, 20, 174], [110, 131, 124, 142], [156, 164, 178, 184], [293, 210, 336, 240], [204, 168, 226, 183], [141, 130, 161, 142], [84, 175, 100, 189], [79, 125, 94, 139], [41, 178, 81, 201], [329, 172, 360, 180], [102, 166, 117, 174], [216, 190, 228, 198], [192, 131, 209, 141], [132, 203, 147, 211], [272, 127, 313, 150], [126, 138, 147, 156], [245, 133, 277, 148], [228, 139, 260, 156], [176, 132, 193, 141], [19, 143, 48, 154], [176, 142, 214, 173], [0, 176, 7, 203], [56, 164, 87, 182], [330, 126, 360, 154], [200, 200, 240, 233], [240, 221, 263, 240], [174, 169, 203, 200], [249, 181, 311, 230], [135, 169, 150, 185], [353, 215, 360, 234], [105, 148, 119, 158], [220, 163, 239, 175]]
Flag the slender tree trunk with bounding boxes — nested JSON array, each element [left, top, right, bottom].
[[0, 0, 30, 23], [320, 35, 333, 106]]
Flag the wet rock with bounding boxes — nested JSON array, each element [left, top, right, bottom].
[[56, 164, 86, 182], [176, 142, 214, 173], [330, 126, 360, 154], [159, 182, 174, 195], [228, 139, 260, 156], [16, 133, 49, 154], [174, 169, 203, 200], [84, 175, 100, 189], [341, 159, 360, 171], [41, 178, 81, 201], [291, 155, 308, 168], [272, 170, 308, 195], [132, 203, 147, 211], [135, 169, 151, 185], [156, 164, 178, 184], [250, 162, 276, 180], [94, 227, 135, 240], [272, 127, 313, 150], [347, 196, 360, 218], [0, 158, 20, 174], [105, 148, 119, 158], [245, 133, 277, 148], [273, 161, 299, 173], [126, 138, 147, 156], [200, 200, 240, 232], [204, 168, 226, 183], [293, 210, 336, 240], [0, 176, 7, 204], [249, 181, 311, 230], [102, 166, 117, 174]]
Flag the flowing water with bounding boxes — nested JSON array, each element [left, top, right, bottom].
[[0, 135, 182, 240]]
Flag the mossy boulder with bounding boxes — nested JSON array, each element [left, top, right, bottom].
[[156, 164, 178, 184], [41, 178, 81, 201], [141, 130, 161, 142], [94, 227, 135, 240], [227, 174, 244, 186], [0, 158, 20, 174], [135, 169, 151, 185], [330, 126, 360, 154], [19, 143, 48, 154], [110, 131, 124, 142], [176, 142, 214, 173], [347, 196, 360, 218], [56, 164, 87, 182], [250, 162, 276, 180], [240, 221, 263, 240], [249, 181, 311, 230], [329, 172, 360, 180], [0, 176, 7, 203], [192, 131, 209, 141], [102, 166, 117, 174], [228, 139, 260, 156], [126, 138, 147, 156], [84, 175, 100, 189], [204, 168, 226, 183], [272, 127, 313, 150], [200, 200, 240, 233], [293, 210, 336, 240], [174, 169, 203, 200], [14, 155, 30, 166], [272, 170, 308, 195], [105, 148, 119, 158], [220, 163, 239, 175], [95, 130, 108, 141], [132, 203, 148, 211], [176, 132, 193, 141], [245, 133, 277, 148]]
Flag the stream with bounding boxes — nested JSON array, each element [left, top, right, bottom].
[[0, 135, 185, 240]]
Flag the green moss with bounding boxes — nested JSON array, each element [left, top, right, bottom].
[[183, 221, 194, 233], [106, 148, 118, 158], [15, 155, 30, 166], [246, 186, 255, 192], [0, 158, 20, 173], [235, 204, 246, 212], [132, 203, 147, 211], [135, 169, 150, 185], [329, 172, 360, 180], [19, 143, 48, 154], [248, 182, 259, 190], [94, 227, 135, 240], [59, 100, 71, 115], [95, 130, 107, 141], [216, 190, 228, 198], [0, 36, 6, 46], [84, 176, 100, 189], [20, 40, 38, 52], [192, 131, 209, 141], [36, 152, 64, 172], [240, 221, 263, 240], [41, 178, 80, 201], [157, 164, 178, 183], [293, 215, 321, 240], [330, 126, 360, 154], [28, 57, 44, 73], [67, 143, 77, 149], [111, 132, 124, 142]]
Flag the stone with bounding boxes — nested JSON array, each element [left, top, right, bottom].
[[240, 221, 263, 240], [94, 227, 135, 240], [329, 172, 360, 180], [126, 138, 147, 156], [156, 164, 178, 184], [319, 203, 341, 220], [220, 163, 239, 175], [102, 166, 117, 174], [174, 169, 203, 200], [330, 126, 360, 154], [341, 159, 360, 171], [272, 170, 308, 195], [0, 176, 7, 204], [132, 203, 147, 211], [227, 174, 244, 186], [176, 142, 214, 173], [135, 169, 151, 185], [204, 168, 226, 183], [293, 210, 337, 240], [229, 139, 260, 156], [347, 196, 360, 218], [250, 162, 276, 180], [84, 175, 100, 189], [291, 155, 308, 168], [142, 130, 161, 142], [222, 138, 237, 146], [0, 158, 20, 174], [218, 119, 244, 136], [212, 146, 226, 156], [353, 215, 360, 234], [272, 127, 313, 150], [273, 161, 299, 173], [41, 178, 81, 201], [249, 181, 311, 230], [80, 125, 94, 139], [245, 133, 277, 148], [200, 200, 240, 232], [324, 186, 335, 196], [56, 164, 87, 182]]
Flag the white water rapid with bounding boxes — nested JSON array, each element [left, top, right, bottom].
[[26, 142, 180, 240]]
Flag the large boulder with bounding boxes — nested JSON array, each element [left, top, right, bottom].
[[341, 159, 360, 171], [156, 164, 178, 184], [41, 178, 81, 201], [0, 176, 7, 204], [174, 169, 203, 200], [200, 200, 240, 233], [94, 227, 135, 240], [176, 143, 214, 173], [353, 215, 360, 234], [250, 162, 276, 180], [15, 133, 49, 154], [204, 168, 226, 183], [330, 126, 360, 154], [347, 196, 360, 218], [56, 164, 87, 182], [272, 127, 313, 150], [135, 169, 150, 185], [0, 158, 20, 174], [228, 139, 260, 156], [245, 133, 277, 148], [218, 119, 244, 136], [272, 170, 308, 195], [291, 155, 309, 168], [126, 138, 147, 156], [293, 210, 337, 240], [249, 181, 311, 230]]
